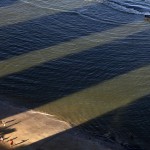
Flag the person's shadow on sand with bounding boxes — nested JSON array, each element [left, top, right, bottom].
[[5, 119, 16, 124], [5, 121, 21, 129], [4, 136, 11, 141], [14, 139, 29, 146], [6, 137, 18, 142]]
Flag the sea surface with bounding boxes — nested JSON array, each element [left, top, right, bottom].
[[0, 0, 150, 149]]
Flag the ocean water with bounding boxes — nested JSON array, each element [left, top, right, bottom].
[[0, 0, 150, 149]]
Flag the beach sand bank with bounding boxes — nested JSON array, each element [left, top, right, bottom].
[[0, 97, 126, 150]]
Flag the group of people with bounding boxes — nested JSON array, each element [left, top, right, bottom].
[[0, 136, 14, 147], [0, 120, 14, 147]]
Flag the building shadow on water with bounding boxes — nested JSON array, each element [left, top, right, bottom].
[[0, 2, 150, 150], [0, 2, 142, 61], [0, 0, 149, 108], [0, 28, 150, 106], [10, 94, 149, 150]]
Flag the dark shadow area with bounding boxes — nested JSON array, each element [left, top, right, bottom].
[[0, 0, 18, 7], [14, 95, 150, 150], [0, 3, 142, 60], [76, 95, 150, 150], [0, 127, 16, 136], [0, 144, 9, 150], [0, 27, 150, 107]]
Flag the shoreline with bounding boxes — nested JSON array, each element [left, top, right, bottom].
[[0, 96, 70, 149], [0, 95, 126, 150]]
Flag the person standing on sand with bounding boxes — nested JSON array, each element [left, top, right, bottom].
[[0, 136, 4, 142], [2, 121, 5, 126], [0, 120, 6, 126], [10, 139, 14, 147]]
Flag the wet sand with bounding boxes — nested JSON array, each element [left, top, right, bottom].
[[0, 98, 125, 150]]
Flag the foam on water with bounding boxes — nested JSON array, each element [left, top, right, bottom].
[[104, 0, 150, 15], [19, 0, 106, 23], [83, 0, 150, 15], [20, 0, 150, 15]]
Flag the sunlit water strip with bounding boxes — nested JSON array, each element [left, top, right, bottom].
[[0, 20, 150, 78], [0, 0, 94, 27], [35, 65, 150, 125]]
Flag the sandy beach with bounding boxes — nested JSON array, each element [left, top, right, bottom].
[[0, 97, 70, 149], [0, 97, 126, 150]]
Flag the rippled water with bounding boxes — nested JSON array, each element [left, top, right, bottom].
[[106, 0, 150, 15], [0, 0, 150, 149]]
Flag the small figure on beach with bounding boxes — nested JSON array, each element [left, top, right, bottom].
[[145, 15, 150, 18], [10, 139, 14, 147], [0, 120, 6, 126], [144, 15, 150, 22], [0, 136, 4, 142]]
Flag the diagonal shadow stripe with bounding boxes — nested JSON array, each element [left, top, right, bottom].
[[35, 65, 150, 125], [0, 2, 139, 61], [0, 21, 150, 78]]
